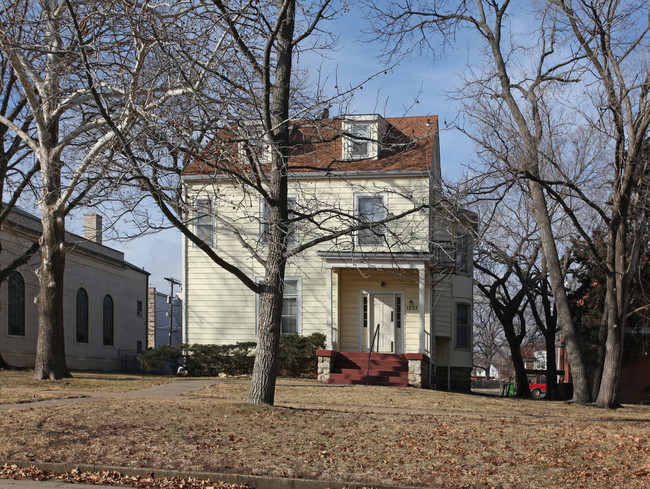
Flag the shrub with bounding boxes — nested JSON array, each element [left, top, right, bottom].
[[184, 342, 256, 376], [138, 344, 185, 373], [277, 332, 326, 377], [140, 332, 326, 377]]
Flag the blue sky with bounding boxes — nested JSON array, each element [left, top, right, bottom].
[[87, 3, 478, 292]]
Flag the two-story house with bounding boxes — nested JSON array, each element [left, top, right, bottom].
[[182, 114, 473, 390]]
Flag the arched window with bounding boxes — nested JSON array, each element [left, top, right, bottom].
[[76, 288, 89, 343], [102, 294, 114, 346], [7, 272, 25, 336]]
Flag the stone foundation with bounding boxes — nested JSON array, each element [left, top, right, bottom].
[[316, 349, 336, 382], [405, 353, 430, 389]]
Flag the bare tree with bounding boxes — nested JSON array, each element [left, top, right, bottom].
[[547, 0, 650, 408], [522, 256, 561, 400], [0, 0, 150, 378], [475, 238, 535, 398], [369, 0, 649, 406], [367, 0, 593, 403], [472, 297, 507, 379]]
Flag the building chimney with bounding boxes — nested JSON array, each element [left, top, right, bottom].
[[84, 213, 103, 244]]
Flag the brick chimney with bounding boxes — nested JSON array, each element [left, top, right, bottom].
[[83, 213, 103, 244]]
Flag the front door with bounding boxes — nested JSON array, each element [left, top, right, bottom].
[[370, 294, 395, 353]]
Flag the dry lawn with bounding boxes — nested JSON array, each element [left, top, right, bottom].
[[0, 376, 648, 489], [0, 370, 172, 393]]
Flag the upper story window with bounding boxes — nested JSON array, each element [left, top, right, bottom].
[[355, 194, 387, 247], [260, 196, 298, 245], [137, 300, 143, 317], [7, 271, 25, 337], [193, 200, 214, 247]]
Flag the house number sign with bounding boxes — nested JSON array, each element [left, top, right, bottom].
[[406, 304, 418, 311]]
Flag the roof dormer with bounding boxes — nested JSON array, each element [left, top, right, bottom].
[[239, 122, 270, 165], [342, 114, 388, 161]]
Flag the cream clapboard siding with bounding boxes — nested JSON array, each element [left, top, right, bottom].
[[449, 273, 474, 368], [431, 273, 473, 367], [432, 276, 453, 338], [184, 173, 431, 346]]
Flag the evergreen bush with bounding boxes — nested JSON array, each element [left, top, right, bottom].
[[138, 332, 326, 377]]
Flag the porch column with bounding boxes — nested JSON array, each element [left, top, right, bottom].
[[418, 264, 426, 354], [325, 265, 334, 350]]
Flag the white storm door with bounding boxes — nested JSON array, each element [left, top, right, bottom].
[[370, 294, 395, 353]]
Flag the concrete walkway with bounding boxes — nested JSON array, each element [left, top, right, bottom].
[[0, 379, 217, 412]]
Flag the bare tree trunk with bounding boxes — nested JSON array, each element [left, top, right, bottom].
[[33, 205, 70, 379], [590, 308, 608, 400], [595, 224, 628, 408], [528, 182, 590, 403], [32, 2, 69, 380], [507, 336, 530, 398], [596, 314, 624, 408], [248, 256, 286, 405], [544, 332, 558, 400], [247, 0, 295, 406]]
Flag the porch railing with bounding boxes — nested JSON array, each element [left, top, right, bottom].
[[367, 324, 380, 386]]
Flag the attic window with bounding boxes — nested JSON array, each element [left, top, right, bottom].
[[240, 126, 270, 164], [343, 115, 386, 161], [348, 123, 372, 159]]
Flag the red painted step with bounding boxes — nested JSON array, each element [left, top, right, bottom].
[[327, 352, 410, 387]]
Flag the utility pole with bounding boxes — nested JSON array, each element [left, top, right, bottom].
[[164, 277, 181, 346]]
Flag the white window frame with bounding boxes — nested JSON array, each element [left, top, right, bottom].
[[240, 125, 271, 165], [354, 193, 388, 248], [455, 302, 471, 350], [259, 195, 298, 245], [255, 276, 302, 335], [346, 122, 372, 160], [193, 199, 214, 248]]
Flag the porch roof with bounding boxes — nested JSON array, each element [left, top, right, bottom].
[[317, 251, 433, 269]]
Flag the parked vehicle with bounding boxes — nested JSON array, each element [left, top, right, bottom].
[[529, 383, 547, 398]]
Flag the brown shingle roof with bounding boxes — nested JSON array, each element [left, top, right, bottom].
[[182, 115, 437, 177]]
